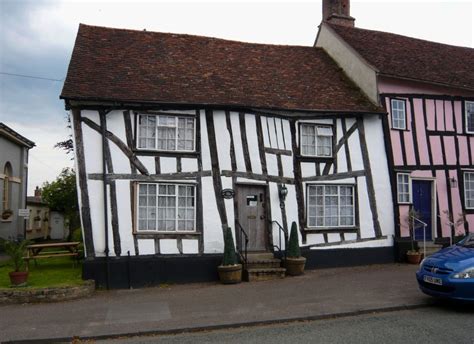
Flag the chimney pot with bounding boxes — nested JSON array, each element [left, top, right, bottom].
[[322, 0, 355, 27], [34, 186, 42, 198]]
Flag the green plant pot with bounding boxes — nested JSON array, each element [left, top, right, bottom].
[[218, 264, 242, 284], [284, 257, 306, 276], [9, 271, 29, 287]]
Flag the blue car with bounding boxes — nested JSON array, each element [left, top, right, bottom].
[[416, 234, 474, 302]]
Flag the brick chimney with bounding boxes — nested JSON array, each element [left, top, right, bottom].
[[34, 186, 42, 198], [322, 0, 355, 27]]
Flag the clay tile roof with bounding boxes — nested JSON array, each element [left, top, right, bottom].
[[61, 24, 381, 113], [328, 23, 474, 91]]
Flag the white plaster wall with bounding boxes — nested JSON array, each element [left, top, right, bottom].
[[139, 156, 156, 174], [160, 157, 176, 174], [327, 233, 341, 243], [336, 119, 348, 173], [214, 111, 232, 171], [138, 239, 155, 255], [88, 180, 106, 256], [221, 176, 234, 229], [182, 239, 199, 254], [282, 184, 300, 245], [316, 24, 379, 103], [181, 158, 198, 172], [266, 117, 279, 149], [160, 239, 179, 254], [357, 176, 374, 239], [364, 115, 394, 238], [314, 236, 393, 249], [261, 116, 270, 147], [282, 119, 292, 151], [301, 162, 316, 178], [199, 110, 212, 171], [348, 129, 364, 171], [201, 176, 224, 253], [305, 233, 325, 246], [115, 180, 135, 255], [245, 114, 262, 174], [281, 155, 293, 178], [265, 153, 279, 176], [82, 123, 103, 174], [81, 110, 100, 122], [268, 182, 284, 248], [230, 112, 246, 172]]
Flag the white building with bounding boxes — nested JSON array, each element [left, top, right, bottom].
[[61, 24, 394, 288]]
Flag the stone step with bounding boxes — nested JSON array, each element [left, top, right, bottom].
[[246, 258, 282, 269], [245, 268, 286, 282], [247, 252, 274, 261]]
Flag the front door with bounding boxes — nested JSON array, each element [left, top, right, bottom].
[[412, 180, 433, 241], [236, 185, 268, 252]]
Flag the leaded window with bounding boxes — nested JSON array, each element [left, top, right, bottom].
[[464, 172, 474, 209], [397, 173, 411, 204], [466, 101, 474, 134], [391, 99, 406, 130], [137, 183, 196, 232], [307, 185, 355, 228], [137, 114, 195, 151], [301, 124, 333, 157]]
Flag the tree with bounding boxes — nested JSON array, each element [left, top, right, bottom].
[[41, 168, 79, 231], [55, 113, 74, 157]]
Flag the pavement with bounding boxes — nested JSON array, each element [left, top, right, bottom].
[[0, 264, 433, 343]]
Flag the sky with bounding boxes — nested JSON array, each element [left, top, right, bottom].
[[0, 0, 473, 195]]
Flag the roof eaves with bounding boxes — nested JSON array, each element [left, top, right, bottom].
[[0, 123, 35, 148]]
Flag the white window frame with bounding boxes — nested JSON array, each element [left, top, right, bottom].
[[464, 172, 474, 209], [465, 101, 474, 134], [397, 173, 412, 204], [391, 99, 407, 130], [306, 184, 356, 229], [137, 114, 196, 152], [136, 182, 197, 233], [300, 123, 333, 158]]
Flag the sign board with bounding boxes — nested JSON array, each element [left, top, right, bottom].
[[18, 209, 30, 218], [221, 188, 235, 199]]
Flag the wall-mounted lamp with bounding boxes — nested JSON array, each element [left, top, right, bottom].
[[278, 184, 288, 203], [449, 177, 458, 188]]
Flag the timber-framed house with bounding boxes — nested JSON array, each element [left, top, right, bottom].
[[61, 23, 394, 287], [316, 0, 474, 259]]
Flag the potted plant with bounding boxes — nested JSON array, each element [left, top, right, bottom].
[[1, 209, 13, 220], [0, 238, 31, 286], [217, 226, 242, 284], [406, 209, 423, 264], [284, 222, 306, 276]]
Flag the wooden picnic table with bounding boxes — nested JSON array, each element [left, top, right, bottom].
[[24, 241, 80, 270]]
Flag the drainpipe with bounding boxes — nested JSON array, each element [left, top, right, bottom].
[[100, 111, 110, 290]]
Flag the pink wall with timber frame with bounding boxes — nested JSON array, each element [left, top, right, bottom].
[[379, 77, 474, 239]]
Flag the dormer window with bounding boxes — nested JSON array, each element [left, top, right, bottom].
[[465, 101, 474, 134], [137, 114, 195, 151], [300, 124, 333, 157], [391, 99, 406, 130]]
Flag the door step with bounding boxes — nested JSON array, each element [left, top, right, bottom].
[[244, 253, 286, 281], [417, 241, 442, 257], [245, 268, 286, 282]]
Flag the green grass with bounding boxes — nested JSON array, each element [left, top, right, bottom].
[[0, 256, 84, 289]]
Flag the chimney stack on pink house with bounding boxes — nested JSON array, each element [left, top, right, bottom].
[[322, 0, 355, 27]]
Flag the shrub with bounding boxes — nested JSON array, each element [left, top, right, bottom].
[[287, 222, 301, 258], [222, 227, 237, 266]]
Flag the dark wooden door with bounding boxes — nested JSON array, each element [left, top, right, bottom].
[[412, 180, 433, 241], [236, 185, 268, 252]]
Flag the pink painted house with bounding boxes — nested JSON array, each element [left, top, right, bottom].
[[316, 0, 474, 254]]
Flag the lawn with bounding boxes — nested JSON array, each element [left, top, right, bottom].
[[0, 256, 83, 288]]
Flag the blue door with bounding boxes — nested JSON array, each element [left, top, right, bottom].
[[412, 180, 432, 241]]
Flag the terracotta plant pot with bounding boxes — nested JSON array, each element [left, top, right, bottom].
[[9, 271, 29, 287], [284, 257, 306, 276], [217, 264, 242, 284], [406, 251, 422, 264]]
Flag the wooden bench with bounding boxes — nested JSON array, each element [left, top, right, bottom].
[[24, 242, 80, 270]]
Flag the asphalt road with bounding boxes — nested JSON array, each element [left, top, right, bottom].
[[97, 304, 474, 344]]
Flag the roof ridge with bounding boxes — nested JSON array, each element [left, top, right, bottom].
[[328, 23, 474, 50], [78, 23, 318, 49]]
